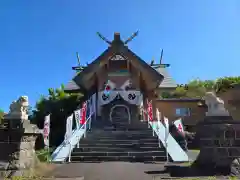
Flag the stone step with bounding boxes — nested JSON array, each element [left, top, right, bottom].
[[70, 155, 167, 162], [100, 126, 151, 130], [73, 146, 162, 152], [79, 139, 158, 143], [71, 151, 166, 157], [86, 134, 156, 140], [86, 136, 158, 140], [90, 130, 154, 135], [77, 142, 160, 147]]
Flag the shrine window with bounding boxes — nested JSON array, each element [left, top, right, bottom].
[[175, 108, 190, 116]]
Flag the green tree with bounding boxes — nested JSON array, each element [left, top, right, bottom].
[[214, 76, 240, 93], [0, 109, 4, 124], [167, 77, 240, 99], [32, 84, 83, 147], [172, 86, 188, 98]]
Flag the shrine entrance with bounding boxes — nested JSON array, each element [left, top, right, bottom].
[[109, 104, 131, 124]]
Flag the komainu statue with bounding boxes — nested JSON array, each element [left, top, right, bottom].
[[6, 96, 29, 120], [204, 92, 229, 116]]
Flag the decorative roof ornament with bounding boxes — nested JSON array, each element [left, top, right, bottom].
[[150, 49, 170, 68], [124, 31, 139, 45], [150, 57, 155, 66], [109, 54, 127, 61], [96, 31, 139, 46], [96, 32, 111, 45], [72, 52, 85, 72]]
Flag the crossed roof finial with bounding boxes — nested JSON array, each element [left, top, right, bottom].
[[96, 31, 139, 45]]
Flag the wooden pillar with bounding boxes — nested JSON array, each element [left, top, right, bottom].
[[139, 72, 148, 119], [127, 59, 130, 71], [94, 73, 99, 119]]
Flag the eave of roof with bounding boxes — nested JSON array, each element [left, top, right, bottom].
[[64, 80, 82, 93]]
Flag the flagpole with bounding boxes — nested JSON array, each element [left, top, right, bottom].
[[165, 141, 169, 164], [164, 117, 169, 164], [156, 109, 161, 148]]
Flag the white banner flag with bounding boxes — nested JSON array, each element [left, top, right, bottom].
[[156, 109, 161, 130], [164, 116, 169, 142], [64, 114, 73, 142], [173, 118, 185, 135], [74, 109, 81, 129], [43, 114, 50, 147]]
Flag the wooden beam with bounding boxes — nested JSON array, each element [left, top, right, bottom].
[[94, 72, 98, 119], [127, 59, 130, 71], [139, 72, 147, 92]]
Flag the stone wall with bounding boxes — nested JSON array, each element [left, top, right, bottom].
[[0, 128, 21, 169], [195, 116, 240, 169], [0, 120, 40, 177]]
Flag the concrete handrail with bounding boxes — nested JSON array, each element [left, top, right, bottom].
[[51, 111, 93, 162]]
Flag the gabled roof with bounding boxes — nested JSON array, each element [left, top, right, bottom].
[[153, 66, 177, 88], [64, 80, 81, 93], [65, 33, 164, 92]]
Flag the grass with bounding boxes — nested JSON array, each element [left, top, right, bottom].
[[36, 148, 54, 162], [3, 162, 56, 179], [190, 149, 200, 153], [3, 148, 56, 179]]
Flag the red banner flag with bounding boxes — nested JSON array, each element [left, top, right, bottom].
[[147, 100, 153, 121], [80, 102, 87, 125]]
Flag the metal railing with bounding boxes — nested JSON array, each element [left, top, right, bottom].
[[67, 111, 93, 162], [51, 101, 94, 162], [140, 107, 189, 162]]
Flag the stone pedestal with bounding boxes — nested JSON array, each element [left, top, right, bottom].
[[4, 120, 41, 177], [194, 116, 240, 175], [1, 95, 42, 177]]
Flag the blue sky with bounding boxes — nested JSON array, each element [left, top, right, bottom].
[[0, 0, 239, 112]]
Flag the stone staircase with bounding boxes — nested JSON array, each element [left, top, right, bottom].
[[70, 119, 170, 162]]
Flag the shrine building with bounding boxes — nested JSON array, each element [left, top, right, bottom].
[[64, 32, 206, 131]]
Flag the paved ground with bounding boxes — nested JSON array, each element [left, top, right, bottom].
[[46, 162, 232, 180], [46, 150, 201, 180], [47, 162, 168, 180], [45, 150, 233, 179]]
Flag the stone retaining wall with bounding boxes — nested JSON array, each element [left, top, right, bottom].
[[195, 117, 240, 168], [0, 120, 40, 177]]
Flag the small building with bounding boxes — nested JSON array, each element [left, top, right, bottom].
[[64, 32, 206, 130], [155, 98, 206, 132]]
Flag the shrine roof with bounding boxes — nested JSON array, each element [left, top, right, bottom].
[[152, 66, 177, 88], [65, 33, 164, 92], [64, 80, 81, 93]]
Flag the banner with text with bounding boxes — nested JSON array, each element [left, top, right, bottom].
[[74, 109, 81, 129], [164, 116, 169, 142], [147, 99, 153, 121], [173, 118, 185, 135], [64, 114, 73, 142], [80, 102, 87, 125], [43, 114, 50, 147]]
